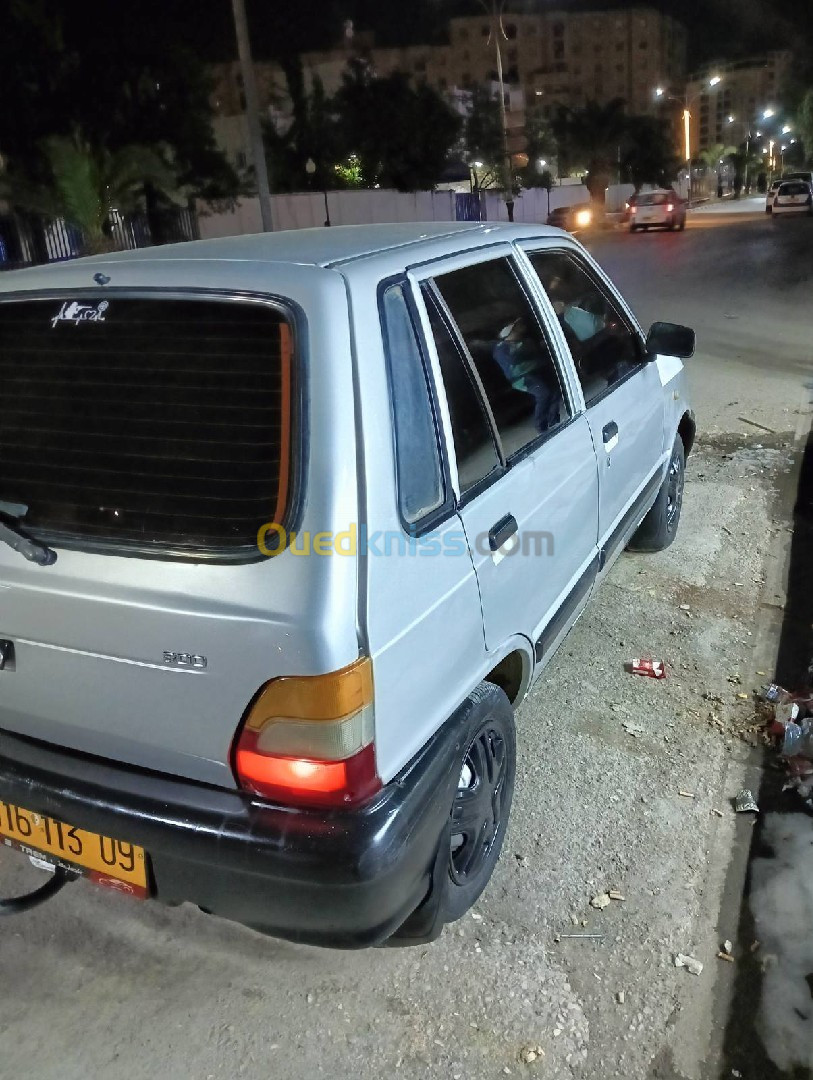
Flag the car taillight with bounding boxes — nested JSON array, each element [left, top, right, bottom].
[[234, 658, 381, 809], [667, 204, 674, 212], [630, 205, 637, 214]]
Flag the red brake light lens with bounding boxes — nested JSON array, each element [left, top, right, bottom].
[[235, 739, 379, 809], [233, 659, 381, 809], [667, 203, 674, 212]]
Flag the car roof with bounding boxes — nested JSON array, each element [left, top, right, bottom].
[[778, 179, 809, 188], [8, 223, 565, 276]]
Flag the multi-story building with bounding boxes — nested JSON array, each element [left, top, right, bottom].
[[447, 8, 686, 118], [209, 7, 688, 177], [684, 51, 793, 152]]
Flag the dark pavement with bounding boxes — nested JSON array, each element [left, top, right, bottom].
[[586, 214, 813, 383]]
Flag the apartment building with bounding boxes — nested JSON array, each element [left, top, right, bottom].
[[447, 8, 686, 117], [685, 51, 793, 152], [209, 7, 688, 175]]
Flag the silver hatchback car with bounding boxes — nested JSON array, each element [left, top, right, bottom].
[[0, 223, 695, 946]]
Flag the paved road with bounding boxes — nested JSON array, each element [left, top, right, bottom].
[[1, 216, 811, 1080]]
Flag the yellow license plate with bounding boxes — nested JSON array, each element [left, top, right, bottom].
[[0, 800, 148, 898]]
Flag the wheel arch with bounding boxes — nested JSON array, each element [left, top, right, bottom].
[[678, 410, 696, 457], [483, 643, 534, 706]]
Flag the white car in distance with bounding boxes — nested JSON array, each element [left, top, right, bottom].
[[771, 180, 813, 217]]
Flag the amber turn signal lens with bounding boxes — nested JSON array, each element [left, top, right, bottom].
[[245, 657, 373, 730]]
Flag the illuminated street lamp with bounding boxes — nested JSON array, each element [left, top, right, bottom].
[[305, 157, 331, 227], [762, 108, 775, 119], [782, 124, 791, 134], [655, 75, 722, 204]]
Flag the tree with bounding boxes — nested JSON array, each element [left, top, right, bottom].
[[698, 143, 737, 195], [463, 86, 504, 189], [0, 1, 239, 207], [798, 89, 813, 165], [333, 62, 461, 191], [515, 103, 558, 189], [1, 135, 181, 254], [621, 116, 680, 190], [551, 99, 630, 203], [727, 146, 763, 195], [263, 61, 341, 192]]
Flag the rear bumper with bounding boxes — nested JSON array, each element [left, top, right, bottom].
[[0, 720, 463, 948]]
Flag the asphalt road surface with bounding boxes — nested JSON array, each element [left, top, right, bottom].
[[1, 214, 812, 1080]]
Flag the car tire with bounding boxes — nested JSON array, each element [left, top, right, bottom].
[[630, 225, 638, 233], [381, 682, 516, 947], [627, 436, 686, 553], [766, 206, 772, 214], [439, 682, 516, 924], [678, 217, 686, 231]]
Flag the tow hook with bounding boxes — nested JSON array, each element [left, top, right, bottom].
[[0, 865, 79, 916]]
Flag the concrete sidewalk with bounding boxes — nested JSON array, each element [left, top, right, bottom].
[[690, 195, 765, 215]]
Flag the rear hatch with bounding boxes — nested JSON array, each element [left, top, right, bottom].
[[0, 292, 303, 787]]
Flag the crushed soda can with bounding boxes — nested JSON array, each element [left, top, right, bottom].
[[734, 789, 759, 813], [628, 658, 666, 679], [760, 683, 788, 704]]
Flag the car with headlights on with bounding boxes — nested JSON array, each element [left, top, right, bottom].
[[546, 203, 593, 233]]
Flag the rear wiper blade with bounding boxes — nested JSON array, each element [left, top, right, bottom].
[[0, 518, 57, 566]]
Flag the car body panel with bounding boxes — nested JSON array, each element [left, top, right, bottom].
[[0, 223, 694, 942], [772, 181, 813, 215]]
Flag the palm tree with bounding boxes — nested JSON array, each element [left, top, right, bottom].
[[697, 143, 737, 197], [1, 135, 181, 254]]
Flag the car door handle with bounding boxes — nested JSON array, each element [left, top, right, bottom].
[[602, 421, 619, 444], [488, 514, 518, 552]]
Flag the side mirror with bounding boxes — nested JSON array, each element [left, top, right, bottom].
[[645, 321, 696, 359]]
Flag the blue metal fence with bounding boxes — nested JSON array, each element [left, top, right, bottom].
[[0, 207, 199, 270], [455, 192, 487, 222]]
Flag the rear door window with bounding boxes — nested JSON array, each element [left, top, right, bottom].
[[0, 296, 295, 558], [432, 257, 570, 460], [422, 290, 502, 496]]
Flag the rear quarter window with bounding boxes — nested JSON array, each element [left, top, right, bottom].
[[0, 295, 295, 559]]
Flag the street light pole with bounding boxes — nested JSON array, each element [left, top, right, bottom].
[[231, 0, 274, 232], [656, 74, 721, 208], [305, 157, 331, 227], [480, 0, 514, 222]]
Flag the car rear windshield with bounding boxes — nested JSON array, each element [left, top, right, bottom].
[[637, 193, 670, 205], [779, 182, 809, 195], [0, 296, 294, 558]]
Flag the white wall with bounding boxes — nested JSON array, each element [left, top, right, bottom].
[[604, 183, 636, 212], [483, 185, 590, 223], [196, 184, 595, 239]]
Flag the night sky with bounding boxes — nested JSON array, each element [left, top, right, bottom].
[[34, 0, 806, 69], [191, 0, 801, 65]]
